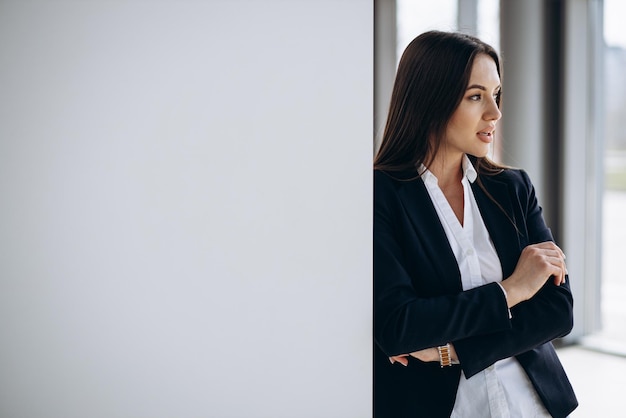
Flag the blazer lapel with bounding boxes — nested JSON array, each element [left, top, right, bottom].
[[471, 176, 522, 279], [394, 172, 524, 290], [397, 178, 463, 292]]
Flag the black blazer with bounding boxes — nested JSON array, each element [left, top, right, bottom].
[[373, 165, 578, 418]]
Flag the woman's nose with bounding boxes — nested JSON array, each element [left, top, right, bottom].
[[485, 100, 502, 121]]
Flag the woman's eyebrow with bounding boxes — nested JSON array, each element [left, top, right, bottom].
[[466, 84, 501, 91]]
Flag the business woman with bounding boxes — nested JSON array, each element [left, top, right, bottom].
[[373, 31, 578, 417]]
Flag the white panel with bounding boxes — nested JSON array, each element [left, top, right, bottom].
[[0, 1, 373, 417]]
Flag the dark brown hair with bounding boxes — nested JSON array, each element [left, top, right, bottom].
[[374, 31, 504, 175]]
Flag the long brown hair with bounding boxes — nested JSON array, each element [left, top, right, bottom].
[[374, 31, 504, 176]]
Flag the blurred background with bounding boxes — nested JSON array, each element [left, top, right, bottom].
[[0, 0, 624, 417]]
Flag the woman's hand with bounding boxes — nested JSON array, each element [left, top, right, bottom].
[[500, 241, 567, 308], [389, 344, 458, 366]]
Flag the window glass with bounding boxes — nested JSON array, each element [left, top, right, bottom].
[[478, 0, 500, 53], [602, 0, 626, 346], [396, 0, 457, 61]]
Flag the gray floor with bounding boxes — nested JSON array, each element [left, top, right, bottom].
[[557, 345, 626, 417]]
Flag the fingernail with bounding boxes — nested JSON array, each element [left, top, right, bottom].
[[389, 358, 394, 364]]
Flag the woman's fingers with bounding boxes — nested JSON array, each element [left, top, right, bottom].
[[504, 242, 569, 306], [534, 241, 566, 256], [544, 253, 567, 286], [527, 242, 567, 287], [389, 355, 409, 366]]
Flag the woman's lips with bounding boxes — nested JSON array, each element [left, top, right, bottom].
[[477, 131, 493, 143]]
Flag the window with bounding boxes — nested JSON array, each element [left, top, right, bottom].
[[396, 0, 457, 60], [600, 0, 626, 349]]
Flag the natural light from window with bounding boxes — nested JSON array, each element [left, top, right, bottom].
[[601, 0, 626, 348]]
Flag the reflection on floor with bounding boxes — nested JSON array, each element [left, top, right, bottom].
[[602, 191, 626, 347], [561, 190, 626, 416], [556, 345, 626, 417]]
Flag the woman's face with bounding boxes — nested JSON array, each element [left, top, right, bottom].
[[442, 53, 502, 159]]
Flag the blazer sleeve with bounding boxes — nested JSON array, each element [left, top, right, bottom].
[[374, 171, 513, 356], [453, 170, 574, 378]]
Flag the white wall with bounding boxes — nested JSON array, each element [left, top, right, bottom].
[[0, 1, 373, 417]]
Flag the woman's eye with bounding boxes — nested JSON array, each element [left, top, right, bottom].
[[469, 94, 481, 101]]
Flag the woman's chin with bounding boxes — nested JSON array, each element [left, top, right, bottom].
[[468, 147, 490, 159]]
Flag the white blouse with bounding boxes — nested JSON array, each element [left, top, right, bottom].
[[419, 155, 551, 418]]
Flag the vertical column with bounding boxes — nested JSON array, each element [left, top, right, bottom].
[[499, 0, 547, 201], [374, 0, 397, 153], [458, 0, 478, 35]]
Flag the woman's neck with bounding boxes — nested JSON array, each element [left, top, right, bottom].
[[426, 153, 464, 191]]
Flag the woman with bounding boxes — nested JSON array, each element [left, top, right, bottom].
[[374, 31, 578, 417]]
